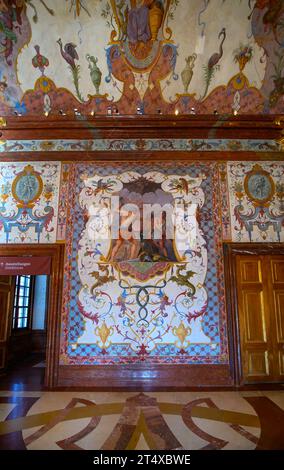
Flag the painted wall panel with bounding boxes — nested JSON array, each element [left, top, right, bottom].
[[0, 162, 61, 243], [227, 162, 284, 243], [59, 161, 228, 365]]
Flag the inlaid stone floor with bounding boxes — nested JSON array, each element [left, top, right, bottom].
[[0, 390, 283, 450]]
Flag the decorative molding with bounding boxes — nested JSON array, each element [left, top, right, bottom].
[[0, 138, 282, 154]]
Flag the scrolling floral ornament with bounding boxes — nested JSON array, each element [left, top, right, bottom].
[[70, 169, 213, 361]]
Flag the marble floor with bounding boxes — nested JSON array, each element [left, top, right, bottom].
[[0, 389, 284, 450]]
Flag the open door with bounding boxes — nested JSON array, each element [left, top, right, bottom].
[[0, 245, 64, 388], [0, 276, 15, 372]]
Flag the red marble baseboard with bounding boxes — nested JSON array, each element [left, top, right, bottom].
[[55, 364, 233, 390]]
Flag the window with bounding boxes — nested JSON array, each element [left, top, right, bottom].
[[12, 275, 33, 330]]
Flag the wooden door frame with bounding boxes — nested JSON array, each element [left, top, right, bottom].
[[0, 244, 65, 388], [0, 276, 15, 371], [223, 243, 284, 386]]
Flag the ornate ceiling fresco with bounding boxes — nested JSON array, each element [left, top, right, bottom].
[[0, 0, 284, 115]]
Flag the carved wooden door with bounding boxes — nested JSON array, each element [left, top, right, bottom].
[[0, 276, 14, 372], [236, 255, 284, 383], [267, 257, 284, 382]]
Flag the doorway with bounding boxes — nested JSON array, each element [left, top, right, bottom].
[[0, 245, 64, 388], [10, 274, 48, 365], [224, 244, 284, 386]]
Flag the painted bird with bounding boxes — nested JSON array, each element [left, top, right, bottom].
[[201, 27, 226, 100], [57, 38, 79, 69], [32, 45, 49, 76], [207, 28, 226, 68]]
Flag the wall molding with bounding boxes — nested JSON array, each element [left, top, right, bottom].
[[0, 115, 283, 140], [0, 139, 281, 154], [0, 116, 283, 162]]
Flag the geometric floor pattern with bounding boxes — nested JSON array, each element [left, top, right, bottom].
[[0, 391, 284, 450]]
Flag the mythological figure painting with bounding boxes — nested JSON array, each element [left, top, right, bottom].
[[107, 177, 178, 263]]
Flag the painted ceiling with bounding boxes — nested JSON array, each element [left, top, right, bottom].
[[0, 0, 284, 115]]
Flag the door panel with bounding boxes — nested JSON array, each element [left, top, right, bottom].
[[247, 351, 270, 377], [268, 257, 284, 381], [236, 254, 284, 384], [236, 256, 273, 382], [0, 276, 14, 371], [273, 292, 284, 342], [240, 259, 262, 283], [242, 290, 266, 343], [271, 259, 284, 283]]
